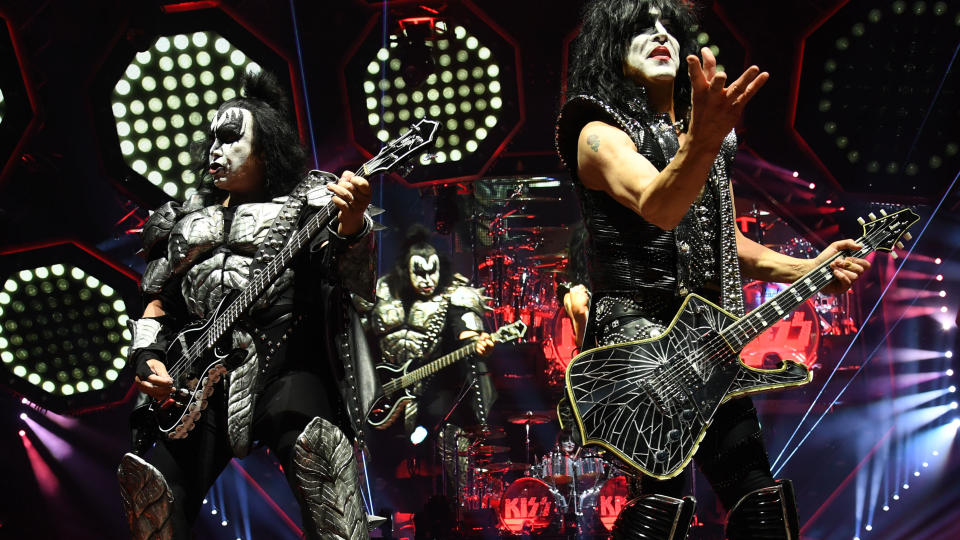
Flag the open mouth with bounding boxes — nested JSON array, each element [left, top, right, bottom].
[[209, 162, 225, 176], [649, 46, 671, 60]]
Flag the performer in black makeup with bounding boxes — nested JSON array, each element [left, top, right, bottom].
[[117, 70, 379, 540]]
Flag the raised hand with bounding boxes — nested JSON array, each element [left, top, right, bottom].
[[685, 47, 769, 148]]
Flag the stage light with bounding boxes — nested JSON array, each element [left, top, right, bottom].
[[110, 32, 262, 201], [903, 484, 909, 489], [893, 494, 900, 500], [0, 87, 4, 123], [19, 412, 26, 420], [18, 429, 24, 437], [865, 524, 873, 531], [793, 171, 800, 177], [808, 182, 816, 189], [410, 425, 428, 445], [923, 462, 929, 467], [883, 505, 889, 511], [211, 509, 218, 515], [950, 386, 956, 393], [0, 242, 139, 413], [933, 450, 940, 456], [935, 258, 942, 264], [943, 306, 950, 313], [203, 498, 208, 504], [936, 274, 944, 281], [797, 1, 960, 197], [221, 520, 228, 526], [0, 264, 130, 398], [913, 471, 920, 477], [946, 369, 954, 376], [953, 419, 960, 428], [344, 3, 522, 184], [951, 402, 957, 409], [939, 290, 947, 297]]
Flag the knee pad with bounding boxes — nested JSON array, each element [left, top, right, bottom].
[[117, 453, 174, 540], [612, 494, 696, 540], [725, 479, 799, 540], [292, 416, 369, 540]]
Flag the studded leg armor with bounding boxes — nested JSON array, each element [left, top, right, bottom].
[[117, 453, 175, 540], [725, 479, 799, 540], [439, 424, 468, 501], [292, 417, 370, 540], [611, 494, 696, 540]]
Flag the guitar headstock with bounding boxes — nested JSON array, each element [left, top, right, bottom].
[[858, 208, 920, 259], [492, 320, 528, 344], [361, 119, 440, 177]]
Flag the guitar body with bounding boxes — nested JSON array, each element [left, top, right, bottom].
[[367, 360, 417, 429], [565, 294, 811, 479]]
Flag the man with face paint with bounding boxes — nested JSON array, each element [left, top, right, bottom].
[[557, 1, 871, 538], [117, 71, 380, 539], [359, 225, 495, 510]]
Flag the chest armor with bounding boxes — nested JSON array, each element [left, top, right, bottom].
[[168, 203, 294, 318], [372, 291, 449, 365]]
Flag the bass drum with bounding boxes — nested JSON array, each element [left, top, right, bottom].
[[578, 475, 629, 534], [498, 477, 567, 534]]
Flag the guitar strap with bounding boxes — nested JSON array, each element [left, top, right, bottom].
[[250, 171, 326, 275]]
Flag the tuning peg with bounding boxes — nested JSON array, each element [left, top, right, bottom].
[[904, 232, 913, 241], [868, 212, 877, 220], [896, 242, 904, 250], [857, 217, 866, 225], [890, 251, 898, 260], [880, 209, 887, 216]]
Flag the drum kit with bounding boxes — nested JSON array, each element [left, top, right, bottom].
[[471, 176, 580, 386], [456, 412, 630, 536]]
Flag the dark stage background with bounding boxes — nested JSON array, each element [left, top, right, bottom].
[[0, 0, 958, 539]]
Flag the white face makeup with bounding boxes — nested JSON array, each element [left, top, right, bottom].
[[624, 12, 681, 83], [409, 253, 440, 297], [208, 107, 261, 193]]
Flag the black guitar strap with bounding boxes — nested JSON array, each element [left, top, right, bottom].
[[250, 172, 326, 275]]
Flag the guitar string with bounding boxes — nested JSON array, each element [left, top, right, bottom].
[[581, 223, 897, 437]]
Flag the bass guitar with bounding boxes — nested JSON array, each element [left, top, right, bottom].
[[131, 119, 439, 448], [565, 208, 919, 479], [368, 319, 527, 429]]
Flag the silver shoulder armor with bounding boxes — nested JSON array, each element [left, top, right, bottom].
[[142, 201, 182, 257], [448, 278, 492, 315], [140, 257, 173, 296]]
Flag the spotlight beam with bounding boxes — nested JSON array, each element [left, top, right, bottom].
[[287, 0, 317, 167], [773, 168, 960, 475], [228, 460, 302, 536], [800, 425, 894, 535]]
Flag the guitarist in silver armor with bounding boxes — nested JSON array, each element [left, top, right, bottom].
[[556, 1, 871, 538], [117, 71, 379, 540], [359, 225, 494, 508]]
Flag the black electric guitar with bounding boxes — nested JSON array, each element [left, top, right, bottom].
[[368, 320, 528, 429], [565, 208, 920, 479], [130, 119, 439, 450]]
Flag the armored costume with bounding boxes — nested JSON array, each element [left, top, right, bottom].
[[119, 172, 379, 540], [556, 94, 798, 539]]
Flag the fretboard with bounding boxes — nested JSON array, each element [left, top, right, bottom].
[[720, 235, 874, 351], [384, 343, 477, 395]]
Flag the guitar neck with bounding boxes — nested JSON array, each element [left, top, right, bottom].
[[391, 342, 478, 393], [720, 235, 875, 351], [204, 163, 377, 346]]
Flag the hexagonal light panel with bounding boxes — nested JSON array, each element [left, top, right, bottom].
[[344, 2, 523, 184], [0, 242, 140, 414], [796, 0, 960, 198], [111, 31, 262, 202]]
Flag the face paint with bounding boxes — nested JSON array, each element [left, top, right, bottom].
[[409, 252, 440, 297], [623, 8, 681, 83], [208, 107, 262, 194]]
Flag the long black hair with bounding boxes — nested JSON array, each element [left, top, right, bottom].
[[192, 70, 307, 205], [567, 0, 700, 123], [385, 224, 453, 304]]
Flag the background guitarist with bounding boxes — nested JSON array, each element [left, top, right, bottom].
[[555, 1, 872, 538], [118, 70, 379, 540], [359, 224, 495, 513]]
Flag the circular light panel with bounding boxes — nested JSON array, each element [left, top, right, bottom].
[[111, 31, 262, 201], [0, 264, 131, 396]]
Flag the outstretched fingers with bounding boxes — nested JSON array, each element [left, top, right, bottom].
[[734, 70, 769, 106]]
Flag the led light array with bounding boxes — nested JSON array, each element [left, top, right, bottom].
[[111, 31, 261, 200], [0, 264, 131, 396]]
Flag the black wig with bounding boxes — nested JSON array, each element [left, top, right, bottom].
[[192, 70, 307, 204], [386, 224, 454, 303], [567, 0, 700, 123]]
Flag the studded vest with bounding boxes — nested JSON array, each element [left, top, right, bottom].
[[556, 95, 746, 320]]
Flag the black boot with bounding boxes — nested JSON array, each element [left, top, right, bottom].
[[612, 494, 696, 540], [725, 479, 799, 540]]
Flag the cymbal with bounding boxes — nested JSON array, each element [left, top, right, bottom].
[[478, 462, 530, 473], [486, 196, 562, 202], [528, 252, 568, 261], [472, 445, 510, 454], [464, 425, 507, 440], [507, 411, 553, 425], [506, 225, 570, 233]]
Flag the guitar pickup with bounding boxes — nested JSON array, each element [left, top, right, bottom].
[[638, 380, 669, 415]]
